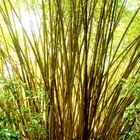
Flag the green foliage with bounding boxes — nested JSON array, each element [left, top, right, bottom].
[[119, 73, 140, 140], [0, 76, 46, 139], [0, 127, 19, 140]]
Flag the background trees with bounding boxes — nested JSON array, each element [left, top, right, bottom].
[[0, 0, 140, 139]]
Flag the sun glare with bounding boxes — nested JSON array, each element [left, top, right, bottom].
[[11, 7, 40, 36]]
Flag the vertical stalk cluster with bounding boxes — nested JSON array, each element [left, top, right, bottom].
[[0, 0, 139, 139]]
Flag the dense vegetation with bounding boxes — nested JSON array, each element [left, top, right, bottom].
[[0, 0, 140, 139]]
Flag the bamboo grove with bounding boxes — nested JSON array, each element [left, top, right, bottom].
[[0, 0, 140, 139]]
